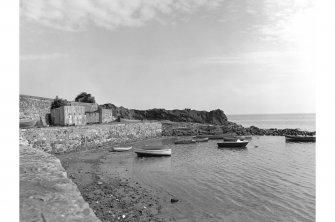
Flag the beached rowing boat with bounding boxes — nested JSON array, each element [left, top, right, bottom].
[[112, 146, 132, 152], [135, 148, 172, 157]]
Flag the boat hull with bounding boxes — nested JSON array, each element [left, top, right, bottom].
[[285, 135, 316, 142], [193, 137, 209, 142], [217, 141, 248, 148], [112, 147, 132, 152], [20, 119, 37, 128], [135, 149, 171, 157]]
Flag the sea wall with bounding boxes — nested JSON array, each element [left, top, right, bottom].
[[20, 122, 162, 154], [20, 144, 100, 222]]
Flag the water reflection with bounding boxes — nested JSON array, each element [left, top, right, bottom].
[[217, 147, 248, 152], [133, 155, 172, 172]]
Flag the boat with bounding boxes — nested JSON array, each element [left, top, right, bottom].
[[111, 146, 132, 152], [285, 135, 316, 142], [175, 139, 196, 144], [135, 148, 171, 157], [20, 119, 37, 128], [217, 140, 248, 148], [192, 136, 209, 142]]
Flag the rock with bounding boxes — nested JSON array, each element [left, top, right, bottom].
[[100, 104, 228, 125]]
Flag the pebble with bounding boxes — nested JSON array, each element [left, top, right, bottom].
[[97, 181, 103, 185]]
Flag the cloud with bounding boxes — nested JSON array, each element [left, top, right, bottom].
[[20, 0, 225, 31], [193, 50, 305, 66], [214, 0, 314, 45], [259, 0, 314, 44], [20, 53, 70, 61]]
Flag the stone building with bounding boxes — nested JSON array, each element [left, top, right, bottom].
[[50, 106, 86, 126]]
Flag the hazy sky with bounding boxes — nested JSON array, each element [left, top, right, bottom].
[[20, 0, 315, 114]]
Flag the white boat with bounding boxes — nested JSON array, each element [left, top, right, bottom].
[[112, 146, 132, 152], [135, 148, 171, 157]]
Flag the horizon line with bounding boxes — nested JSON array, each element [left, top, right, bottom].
[[227, 112, 316, 116]]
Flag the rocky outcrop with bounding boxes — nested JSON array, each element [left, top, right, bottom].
[[100, 103, 228, 125], [162, 121, 315, 137], [20, 144, 100, 222]]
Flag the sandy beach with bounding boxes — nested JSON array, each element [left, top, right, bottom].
[[57, 139, 176, 222]]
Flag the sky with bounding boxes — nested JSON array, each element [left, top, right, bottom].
[[19, 0, 316, 114]]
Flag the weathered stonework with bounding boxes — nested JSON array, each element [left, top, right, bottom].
[[20, 144, 100, 222], [20, 122, 162, 154], [99, 108, 115, 123], [20, 95, 53, 123]]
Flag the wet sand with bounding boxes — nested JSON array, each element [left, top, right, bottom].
[[57, 138, 176, 222]]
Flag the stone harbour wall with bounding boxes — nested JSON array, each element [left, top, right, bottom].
[[20, 122, 162, 154], [20, 144, 100, 222]]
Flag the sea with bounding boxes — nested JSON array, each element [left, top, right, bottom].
[[227, 113, 316, 131], [130, 113, 316, 222]]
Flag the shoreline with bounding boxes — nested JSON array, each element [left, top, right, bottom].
[[57, 137, 176, 222]]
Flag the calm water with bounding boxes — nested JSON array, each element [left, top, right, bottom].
[[227, 113, 316, 131], [131, 137, 315, 222]]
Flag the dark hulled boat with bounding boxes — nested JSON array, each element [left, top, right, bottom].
[[217, 141, 249, 148], [285, 135, 316, 142]]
